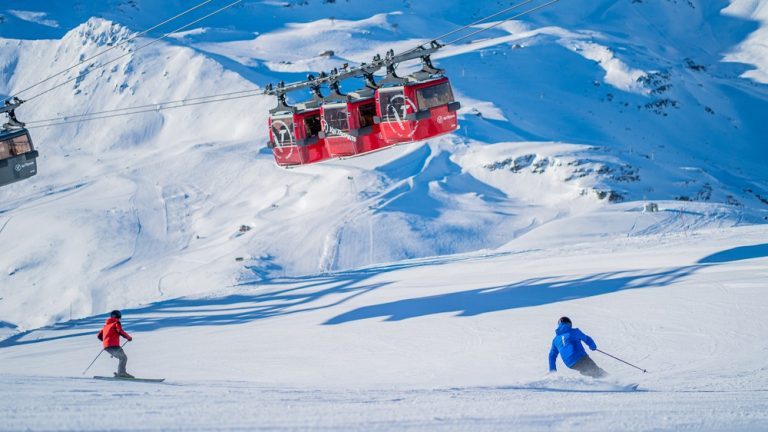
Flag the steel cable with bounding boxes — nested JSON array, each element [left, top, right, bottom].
[[23, 0, 243, 103], [22, 0, 562, 128], [443, 0, 562, 46], [26, 91, 265, 129], [400, 0, 539, 56], [7, 0, 217, 103], [25, 88, 263, 125]]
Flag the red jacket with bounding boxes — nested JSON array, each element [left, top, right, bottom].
[[97, 317, 131, 348]]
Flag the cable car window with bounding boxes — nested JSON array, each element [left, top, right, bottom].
[[0, 141, 10, 159], [271, 116, 295, 146], [379, 89, 407, 122], [358, 102, 376, 128], [416, 82, 454, 110], [323, 107, 349, 134], [304, 114, 322, 137], [10, 134, 32, 154]]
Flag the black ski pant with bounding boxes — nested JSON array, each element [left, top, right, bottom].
[[571, 355, 606, 378], [105, 347, 128, 374]]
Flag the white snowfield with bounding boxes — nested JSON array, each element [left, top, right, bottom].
[[1, 0, 767, 430], [1, 225, 767, 430]]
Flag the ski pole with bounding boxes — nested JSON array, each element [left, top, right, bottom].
[[82, 349, 105, 375], [596, 349, 647, 373], [82, 340, 130, 375]]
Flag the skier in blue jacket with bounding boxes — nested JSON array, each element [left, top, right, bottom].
[[548, 316, 607, 378]]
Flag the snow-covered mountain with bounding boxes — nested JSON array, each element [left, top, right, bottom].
[[0, 2, 767, 429], [1, 0, 765, 330]]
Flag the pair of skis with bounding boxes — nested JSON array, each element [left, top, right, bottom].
[[93, 374, 164, 383], [86, 341, 164, 382]]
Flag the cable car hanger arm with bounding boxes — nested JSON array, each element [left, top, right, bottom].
[[265, 42, 443, 97], [265, 0, 563, 98], [1, 97, 25, 130]]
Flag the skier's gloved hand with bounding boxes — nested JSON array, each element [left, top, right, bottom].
[[589, 345, 596, 351], [127, 336, 133, 341]]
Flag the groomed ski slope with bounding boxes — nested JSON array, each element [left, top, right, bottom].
[[1, 224, 767, 431]]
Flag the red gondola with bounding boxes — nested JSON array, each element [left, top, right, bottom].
[[320, 85, 390, 158], [267, 92, 330, 167], [266, 47, 460, 165], [374, 75, 460, 145]]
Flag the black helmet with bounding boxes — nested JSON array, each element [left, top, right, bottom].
[[558, 316, 572, 325], [110, 310, 122, 319]]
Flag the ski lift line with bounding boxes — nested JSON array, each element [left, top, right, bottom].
[[19, 0, 561, 127], [442, 0, 562, 46], [6, 0, 218, 104], [267, 0, 562, 97], [24, 88, 263, 125], [25, 91, 265, 129], [399, 0, 539, 56], [22, 0, 244, 104]]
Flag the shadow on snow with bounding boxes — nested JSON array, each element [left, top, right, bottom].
[[324, 266, 698, 324], [1, 244, 765, 347], [696, 243, 768, 264], [0, 272, 393, 348], [1, 251, 527, 347], [324, 242, 768, 325]]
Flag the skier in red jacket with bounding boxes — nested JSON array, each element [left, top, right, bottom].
[[97, 310, 134, 378]]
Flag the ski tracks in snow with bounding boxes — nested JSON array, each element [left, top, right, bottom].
[[2, 374, 767, 431], [160, 183, 193, 248]]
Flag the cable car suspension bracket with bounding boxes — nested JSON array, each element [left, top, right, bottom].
[[1, 97, 26, 130], [264, 40, 443, 100]]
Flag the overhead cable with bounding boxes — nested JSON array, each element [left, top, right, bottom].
[[443, 0, 562, 46], [400, 0, 539, 56], [7, 0, 217, 103], [25, 88, 262, 125], [26, 91, 264, 129], [23, 0, 563, 128], [23, 0, 244, 103]]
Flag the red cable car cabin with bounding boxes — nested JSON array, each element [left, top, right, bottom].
[[268, 104, 330, 166], [374, 76, 461, 145], [321, 90, 390, 158]]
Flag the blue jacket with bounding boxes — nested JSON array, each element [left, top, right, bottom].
[[548, 323, 597, 371]]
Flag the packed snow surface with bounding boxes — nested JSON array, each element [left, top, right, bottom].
[[1, 0, 767, 430], [2, 226, 768, 430]]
